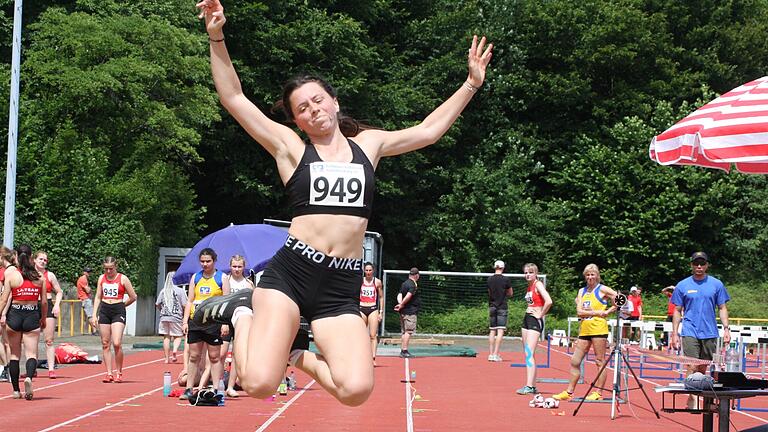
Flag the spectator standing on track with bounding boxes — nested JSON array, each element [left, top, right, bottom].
[[156, 273, 188, 364], [360, 262, 384, 366], [486, 260, 511, 362], [181, 248, 230, 400], [516, 263, 552, 395], [660, 285, 675, 347], [670, 252, 731, 408], [77, 267, 97, 335], [224, 255, 255, 397], [0, 246, 17, 382], [628, 286, 643, 342], [92, 256, 138, 384], [35, 250, 64, 379], [0, 244, 47, 400], [395, 268, 421, 358], [553, 264, 618, 402]]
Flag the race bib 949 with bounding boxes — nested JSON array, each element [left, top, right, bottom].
[[309, 162, 365, 207]]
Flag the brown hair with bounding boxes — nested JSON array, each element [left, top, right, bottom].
[[0, 246, 15, 267], [274, 74, 374, 137]]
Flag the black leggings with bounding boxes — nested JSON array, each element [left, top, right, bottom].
[[8, 358, 37, 392]]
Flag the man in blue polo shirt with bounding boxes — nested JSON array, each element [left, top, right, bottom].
[[670, 251, 731, 407]]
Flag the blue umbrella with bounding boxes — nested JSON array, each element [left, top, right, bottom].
[[172, 224, 288, 285]]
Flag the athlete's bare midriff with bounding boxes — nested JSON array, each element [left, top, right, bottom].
[[289, 214, 367, 258]]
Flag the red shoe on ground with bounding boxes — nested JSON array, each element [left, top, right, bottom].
[[48, 370, 57, 379], [114, 372, 123, 383], [103, 374, 114, 383]]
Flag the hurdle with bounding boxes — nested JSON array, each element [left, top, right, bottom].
[[735, 337, 768, 413], [536, 355, 585, 384], [510, 335, 551, 369]]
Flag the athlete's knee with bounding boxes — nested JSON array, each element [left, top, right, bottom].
[[45, 339, 54, 347], [336, 380, 374, 407], [101, 340, 111, 350], [239, 374, 280, 399]]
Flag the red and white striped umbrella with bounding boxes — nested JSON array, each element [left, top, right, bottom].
[[649, 76, 768, 173]]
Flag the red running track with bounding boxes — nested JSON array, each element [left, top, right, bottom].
[[1, 344, 766, 431]]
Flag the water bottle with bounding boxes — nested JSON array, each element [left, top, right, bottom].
[[725, 342, 740, 372], [217, 378, 226, 406], [162, 371, 171, 397], [287, 371, 296, 390], [410, 370, 416, 382]]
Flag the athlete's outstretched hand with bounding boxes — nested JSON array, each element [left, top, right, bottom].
[[466, 35, 493, 88], [196, 0, 226, 35]]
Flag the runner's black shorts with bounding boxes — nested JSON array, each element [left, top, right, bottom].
[[98, 302, 126, 325], [7, 304, 42, 332], [258, 236, 363, 322], [360, 305, 378, 316], [46, 298, 55, 319], [187, 320, 224, 346], [522, 313, 544, 333]]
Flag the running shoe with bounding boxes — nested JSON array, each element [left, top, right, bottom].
[[24, 377, 33, 400], [12, 391, 21, 399], [552, 390, 573, 401], [585, 391, 603, 401], [192, 289, 253, 326], [487, 354, 495, 361], [179, 388, 193, 400], [399, 350, 413, 358], [102, 373, 114, 383], [492, 355, 503, 362], [225, 388, 239, 398], [48, 370, 56, 379], [516, 386, 537, 395], [114, 372, 123, 383]]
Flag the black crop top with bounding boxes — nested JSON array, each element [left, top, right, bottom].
[[285, 139, 375, 218]]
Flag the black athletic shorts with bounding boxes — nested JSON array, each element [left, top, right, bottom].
[[522, 313, 544, 333], [578, 334, 609, 341], [7, 304, 42, 332], [360, 305, 378, 316], [98, 302, 126, 325], [187, 320, 224, 346], [258, 235, 363, 322], [46, 298, 55, 319]]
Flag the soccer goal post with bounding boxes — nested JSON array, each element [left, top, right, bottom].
[[382, 270, 546, 338]]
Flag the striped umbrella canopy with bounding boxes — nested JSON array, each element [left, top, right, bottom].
[[649, 76, 768, 174]]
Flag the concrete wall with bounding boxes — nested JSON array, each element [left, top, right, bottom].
[[125, 296, 157, 336]]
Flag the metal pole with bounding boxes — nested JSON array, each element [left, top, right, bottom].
[[4, 0, 23, 248]]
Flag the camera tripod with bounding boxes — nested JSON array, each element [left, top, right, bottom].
[[573, 293, 660, 420]]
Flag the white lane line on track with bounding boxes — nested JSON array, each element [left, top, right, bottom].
[[36, 386, 163, 432], [0, 357, 165, 400], [404, 357, 414, 432], [255, 379, 316, 432], [545, 343, 768, 423]]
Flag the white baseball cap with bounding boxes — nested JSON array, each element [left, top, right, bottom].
[[630, 286, 639, 292], [494, 260, 505, 269]]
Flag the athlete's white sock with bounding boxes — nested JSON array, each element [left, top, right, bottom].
[[288, 349, 305, 367], [230, 306, 253, 327]]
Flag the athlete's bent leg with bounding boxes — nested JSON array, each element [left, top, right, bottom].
[[303, 313, 374, 406], [233, 288, 299, 398]]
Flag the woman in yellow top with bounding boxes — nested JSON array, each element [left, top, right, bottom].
[[553, 264, 617, 401], [180, 247, 230, 400]]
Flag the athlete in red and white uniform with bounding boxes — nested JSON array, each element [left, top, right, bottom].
[[0, 244, 47, 400], [91, 256, 137, 383], [359, 263, 383, 365], [516, 263, 552, 395], [34, 251, 63, 379]]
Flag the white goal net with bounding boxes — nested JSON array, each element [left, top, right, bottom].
[[381, 270, 546, 338]]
